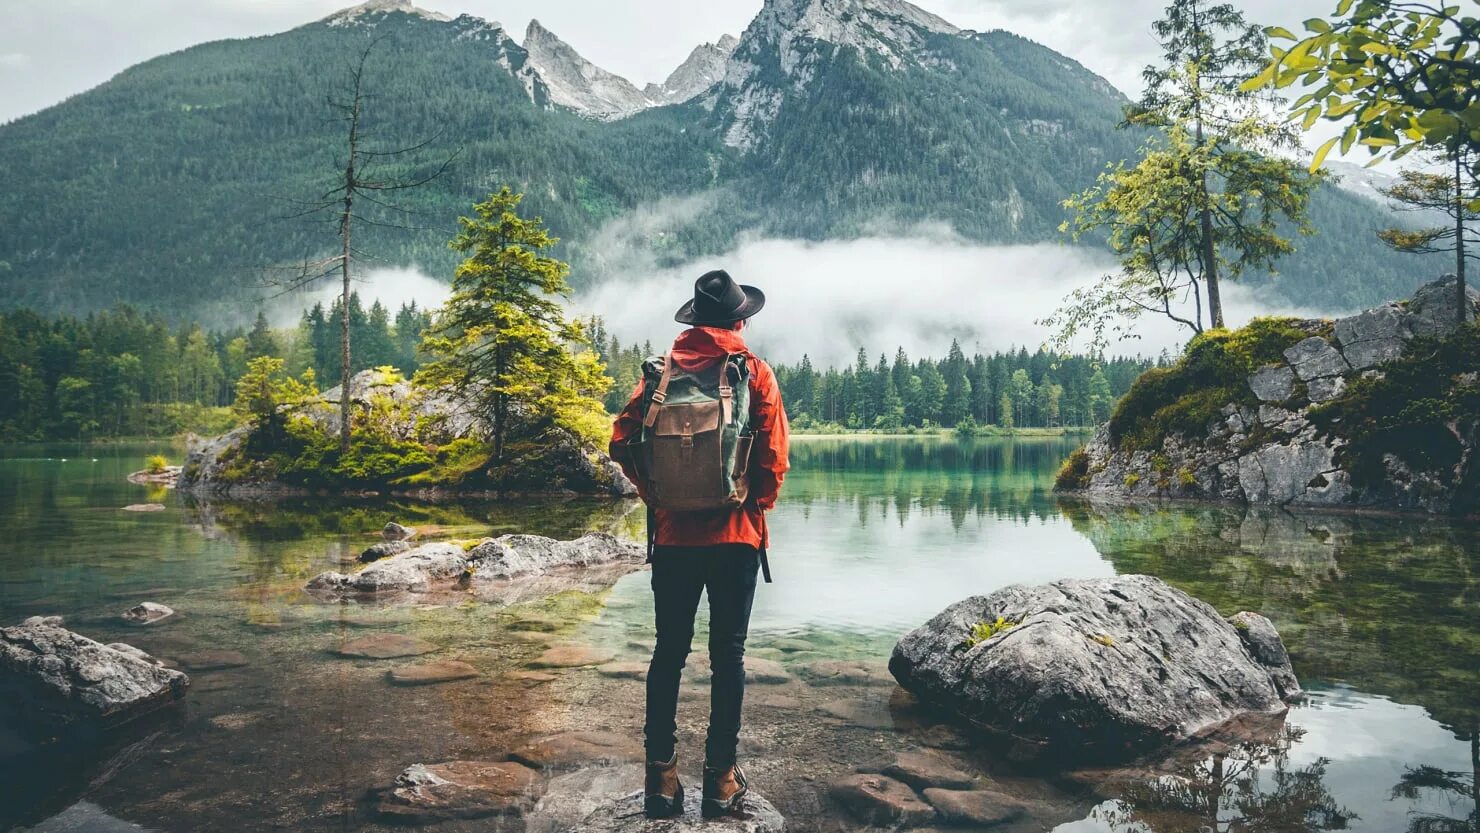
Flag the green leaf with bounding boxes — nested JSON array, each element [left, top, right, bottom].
[[1340, 124, 1359, 154], [1310, 136, 1340, 171], [1266, 25, 1298, 40], [1304, 18, 1332, 33]]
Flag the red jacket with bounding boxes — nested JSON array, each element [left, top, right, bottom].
[[609, 326, 789, 548]]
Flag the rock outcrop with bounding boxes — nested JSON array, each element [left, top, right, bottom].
[[306, 533, 643, 596], [178, 369, 634, 498], [0, 623, 189, 731], [563, 790, 786, 832], [889, 575, 1299, 763], [1067, 276, 1480, 514]]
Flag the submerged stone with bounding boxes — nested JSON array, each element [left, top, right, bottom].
[[507, 731, 643, 770], [377, 760, 543, 821], [121, 602, 175, 625], [335, 634, 440, 659], [528, 645, 614, 669], [889, 575, 1299, 763], [922, 788, 1027, 827], [830, 773, 935, 827], [865, 751, 975, 791], [176, 650, 249, 671], [564, 789, 785, 832], [388, 660, 480, 686]]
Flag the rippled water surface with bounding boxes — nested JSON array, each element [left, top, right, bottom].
[[1, 437, 1475, 832]]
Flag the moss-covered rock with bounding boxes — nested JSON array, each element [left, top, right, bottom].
[[1060, 276, 1479, 516]]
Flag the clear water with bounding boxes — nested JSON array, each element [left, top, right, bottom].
[[1, 438, 1475, 832]]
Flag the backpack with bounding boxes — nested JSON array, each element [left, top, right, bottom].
[[631, 351, 754, 511]]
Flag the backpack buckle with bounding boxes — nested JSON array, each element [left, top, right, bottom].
[[651, 390, 667, 404]]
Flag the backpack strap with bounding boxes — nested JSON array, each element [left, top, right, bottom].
[[642, 353, 675, 429], [719, 353, 739, 427]]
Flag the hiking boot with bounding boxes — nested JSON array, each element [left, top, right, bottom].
[[643, 753, 684, 819], [701, 763, 749, 818]]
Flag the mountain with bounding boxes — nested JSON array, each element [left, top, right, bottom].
[[0, 0, 1439, 323], [522, 20, 654, 120], [645, 36, 740, 105]]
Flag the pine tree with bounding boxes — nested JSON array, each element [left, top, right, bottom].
[[245, 311, 279, 359], [420, 188, 611, 464]]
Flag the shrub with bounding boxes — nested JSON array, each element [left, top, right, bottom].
[[954, 415, 979, 440], [1108, 317, 1309, 452], [144, 454, 169, 474], [960, 616, 1017, 650], [1124, 472, 1142, 488], [1055, 447, 1092, 490], [1176, 468, 1196, 488]]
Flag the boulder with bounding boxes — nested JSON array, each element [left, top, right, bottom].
[[864, 751, 975, 791], [466, 533, 643, 582], [922, 788, 1027, 827], [307, 543, 467, 594], [22, 615, 63, 627], [1282, 337, 1349, 381], [0, 623, 189, 730], [1236, 439, 1342, 506], [1333, 303, 1409, 369], [121, 602, 175, 625], [1306, 375, 1346, 403], [889, 575, 1299, 762], [335, 634, 440, 659], [1406, 273, 1480, 338], [377, 760, 544, 822], [306, 533, 642, 595], [1247, 365, 1295, 402], [388, 660, 480, 686], [564, 789, 785, 832], [383, 521, 418, 541], [830, 773, 936, 827], [359, 540, 411, 563]]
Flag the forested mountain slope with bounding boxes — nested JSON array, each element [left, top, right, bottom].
[[0, 0, 1435, 323]]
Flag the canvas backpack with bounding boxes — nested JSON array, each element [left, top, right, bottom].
[[632, 351, 754, 511]]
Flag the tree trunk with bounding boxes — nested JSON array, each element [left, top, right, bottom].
[[1457, 151, 1468, 329], [339, 172, 353, 454], [1191, 1, 1223, 330]]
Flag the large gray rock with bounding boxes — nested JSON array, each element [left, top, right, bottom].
[[1406, 273, 1480, 338], [467, 533, 643, 582], [563, 789, 785, 832], [1247, 365, 1295, 402], [307, 543, 467, 594], [377, 760, 544, 822], [307, 533, 642, 595], [1333, 303, 1409, 369], [0, 624, 189, 730], [359, 540, 411, 563], [1236, 438, 1342, 505], [889, 576, 1299, 762], [1283, 337, 1349, 381]]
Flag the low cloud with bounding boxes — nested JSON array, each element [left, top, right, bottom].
[[576, 228, 1332, 366]]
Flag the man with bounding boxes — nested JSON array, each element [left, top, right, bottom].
[[609, 269, 789, 819]]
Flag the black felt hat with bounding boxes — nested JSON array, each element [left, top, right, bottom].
[[674, 269, 766, 326]]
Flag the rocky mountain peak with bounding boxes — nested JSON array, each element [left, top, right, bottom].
[[645, 35, 742, 105], [522, 19, 653, 120], [322, 0, 451, 27]]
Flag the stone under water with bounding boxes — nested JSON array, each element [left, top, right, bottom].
[[563, 789, 786, 832]]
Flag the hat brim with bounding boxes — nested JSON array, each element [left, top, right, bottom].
[[674, 285, 766, 326]]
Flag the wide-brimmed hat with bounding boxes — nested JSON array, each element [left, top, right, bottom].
[[674, 269, 766, 326]]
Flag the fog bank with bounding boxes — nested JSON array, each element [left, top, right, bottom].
[[272, 266, 450, 328]]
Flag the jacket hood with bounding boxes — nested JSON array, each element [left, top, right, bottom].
[[670, 326, 750, 370]]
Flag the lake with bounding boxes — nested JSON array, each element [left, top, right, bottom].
[[0, 436, 1475, 832]]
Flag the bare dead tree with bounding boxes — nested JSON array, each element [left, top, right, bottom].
[[267, 38, 456, 452]]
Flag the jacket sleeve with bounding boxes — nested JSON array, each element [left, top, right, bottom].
[[748, 359, 790, 511], [609, 378, 650, 501]]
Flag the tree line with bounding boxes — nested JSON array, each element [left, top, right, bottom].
[[0, 296, 432, 441], [593, 324, 1155, 432]]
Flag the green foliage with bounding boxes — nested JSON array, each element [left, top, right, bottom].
[[420, 188, 610, 461], [1108, 317, 1310, 451], [961, 616, 1018, 650], [1056, 447, 1092, 490], [232, 356, 317, 431], [1309, 323, 1480, 496], [144, 454, 169, 474], [1250, 0, 1480, 178], [954, 414, 980, 440], [1124, 472, 1143, 488]]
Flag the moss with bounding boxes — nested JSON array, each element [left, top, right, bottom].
[[1090, 633, 1115, 646], [1124, 472, 1142, 488], [1109, 317, 1309, 452], [960, 616, 1017, 650], [1309, 322, 1480, 495], [1055, 447, 1092, 490]]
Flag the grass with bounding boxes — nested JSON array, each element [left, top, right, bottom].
[[960, 616, 1017, 650]]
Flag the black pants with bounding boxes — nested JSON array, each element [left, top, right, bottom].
[[644, 544, 760, 769]]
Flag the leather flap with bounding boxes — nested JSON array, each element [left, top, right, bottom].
[[652, 402, 721, 436]]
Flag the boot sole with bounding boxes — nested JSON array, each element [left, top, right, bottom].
[[644, 787, 684, 819], [701, 787, 747, 819]]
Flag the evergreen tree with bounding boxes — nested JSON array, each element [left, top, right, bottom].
[[421, 188, 610, 463], [246, 311, 280, 359]]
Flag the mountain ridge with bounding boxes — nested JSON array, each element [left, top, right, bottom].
[[0, 0, 1438, 322]]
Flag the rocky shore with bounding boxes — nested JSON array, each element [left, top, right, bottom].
[[1060, 276, 1479, 514], [177, 369, 635, 499]]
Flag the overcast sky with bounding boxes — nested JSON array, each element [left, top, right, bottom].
[[3, 0, 1349, 125]]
